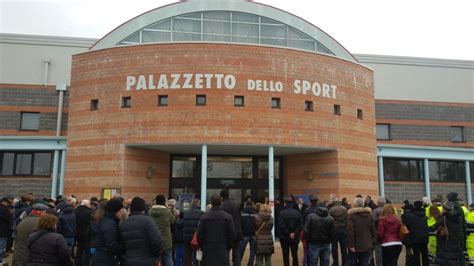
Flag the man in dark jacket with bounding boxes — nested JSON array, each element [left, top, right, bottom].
[[91, 199, 124, 266], [278, 196, 303, 266], [304, 202, 335, 266], [75, 199, 93, 266], [240, 200, 257, 266], [329, 199, 348, 266], [0, 196, 13, 266], [198, 194, 236, 266], [401, 200, 429, 266], [346, 197, 376, 266], [183, 198, 203, 266], [220, 189, 242, 266], [57, 198, 77, 250], [120, 197, 163, 266], [302, 194, 319, 266]]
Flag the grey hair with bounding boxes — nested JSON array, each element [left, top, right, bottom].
[[377, 197, 386, 206], [80, 199, 90, 206], [354, 197, 365, 207]]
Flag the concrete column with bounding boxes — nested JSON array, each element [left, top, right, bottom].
[[51, 150, 60, 198], [466, 161, 472, 205], [424, 159, 431, 201], [378, 156, 385, 197], [268, 146, 275, 239], [59, 150, 67, 195], [200, 145, 207, 211]]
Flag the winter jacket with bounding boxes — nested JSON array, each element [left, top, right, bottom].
[[57, 205, 76, 238], [90, 212, 123, 266], [254, 212, 274, 255], [346, 207, 376, 252], [241, 207, 257, 237], [434, 204, 465, 265], [75, 205, 92, 243], [278, 205, 303, 243], [329, 204, 347, 229], [372, 206, 384, 227], [0, 203, 12, 237], [198, 206, 236, 266], [13, 213, 40, 266], [401, 208, 429, 245], [27, 229, 70, 266], [14, 201, 29, 225], [120, 211, 163, 266], [294, 203, 308, 216], [222, 198, 243, 241], [172, 218, 184, 244], [304, 207, 335, 244], [149, 205, 176, 251], [303, 204, 318, 223], [183, 207, 204, 242], [376, 215, 401, 244]]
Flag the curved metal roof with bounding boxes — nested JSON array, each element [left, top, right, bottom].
[[90, 0, 357, 63]]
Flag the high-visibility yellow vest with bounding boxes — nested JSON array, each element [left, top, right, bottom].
[[465, 211, 474, 264]]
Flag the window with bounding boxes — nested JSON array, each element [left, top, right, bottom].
[[0, 152, 52, 176], [234, 96, 244, 107], [172, 157, 196, 178], [382, 158, 424, 181], [258, 158, 280, 179], [20, 112, 40, 130], [122, 97, 131, 108], [334, 105, 341, 115], [196, 95, 206, 106], [158, 95, 168, 106], [90, 99, 99, 111], [207, 156, 253, 179], [271, 97, 281, 108], [305, 101, 313, 111], [429, 160, 466, 182], [376, 124, 391, 140], [357, 109, 363, 119], [450, 126, 464, 142]]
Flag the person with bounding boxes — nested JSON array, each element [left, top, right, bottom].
[[240, 200, 257, 266], [329, 199, 348, 266], [183, 198, 203, 266], [376, 204, 402, 266], [149, 194, 176, 266], [120, 197, 163, 266], [197, 194, 236, 266], [57, 196, 76, 249], [302, 195, 319, 266], [427, 204, 441, 262], [0, 196, 12, 266], [341, 198, 351, 210], [27, 213, 70, 266], [12, 203, 48, 266], [278, 196, 303, 266], [295, 197, 308, 216], [173, 213, 185, 266], [466, 203, 474, 265], [304, 202, 335, 266], [402, 200, 429, 266], [220, 189, 242, 266], [75, 199, 93, 266], [346, 197, 375, 266], [90, 199, 125, 266], [254, 204, 274, 266], [371, 197, 386, 266], [434, 192, 465, 266]]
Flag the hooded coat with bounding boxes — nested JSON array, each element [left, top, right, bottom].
[[90, 212, 123, 266], [401, 208, 429, 245], [27, 229, 70, 266], [254, 212, 274, 255], [435, 202, 465, 265], [304, 207, 335, 244], [149, 205, 176, 251], [346, 207, 376, 252], [57, 205, 76, 239]]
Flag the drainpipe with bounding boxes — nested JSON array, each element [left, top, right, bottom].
[[56, 84, 67, 136], [51, 84, 67, 197]]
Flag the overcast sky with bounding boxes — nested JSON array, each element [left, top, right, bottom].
[[1, 0, 474, 61]]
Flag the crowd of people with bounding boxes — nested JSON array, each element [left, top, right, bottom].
[[0, 190, 472, 266]]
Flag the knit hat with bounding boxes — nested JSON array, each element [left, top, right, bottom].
[[130, 197, 146, 212], [32, 203, 49, 211], [447, 192, 458, 202], [105, 199, 124, 213]]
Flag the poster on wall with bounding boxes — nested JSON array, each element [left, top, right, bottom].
[[102, 188, 121, 200], [178, 194, 195, 213]]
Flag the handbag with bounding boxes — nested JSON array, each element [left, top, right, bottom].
[[191, 230, 199, 250], [399, 223, 409, 239], [437, 216, 449, 237]]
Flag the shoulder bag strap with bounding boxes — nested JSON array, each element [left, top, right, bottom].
[[256, 222, 266, 236]]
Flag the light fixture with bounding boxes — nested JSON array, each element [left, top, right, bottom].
[[304, 168, 313, 181], [146, 166, 156, 179]]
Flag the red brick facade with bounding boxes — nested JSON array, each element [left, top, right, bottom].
[[66, 43, 376, 202]]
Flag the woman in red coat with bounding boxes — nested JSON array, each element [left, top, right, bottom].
[[376, 204, 402, 266]]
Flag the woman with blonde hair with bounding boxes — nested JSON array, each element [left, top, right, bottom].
[[376, 204, 402, 266], [27, 213, 70, 265], [254, 204, 274, 266]]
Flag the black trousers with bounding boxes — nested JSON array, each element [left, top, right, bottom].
[[231, 241, 241, 266], [409, 244, 429, 266], [281, 239, 299, 266], [381, 245, 402, 266]]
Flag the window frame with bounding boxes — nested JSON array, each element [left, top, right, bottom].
[[0, 151, 53, 177], [90, 99, 99, 111], [429, 160, 466, 183], [450, 126, 464, 143], [122, 96, 132, 108], [196, 95, 206, 106], [376, 124, 391, 140], [20, 112, 40, 131], [382, 157, 424, 182], [334, 105, 341, 116], [271, 97, 281, 109], [304, 100, 313, 112], [357, 109, 363, 120], [234, 96, 244, 107], [158, 95, 169, 106]]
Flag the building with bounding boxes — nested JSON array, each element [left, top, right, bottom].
[[1, 0, 473, 207]]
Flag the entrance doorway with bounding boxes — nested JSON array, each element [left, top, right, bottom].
[[170, 155, 282, 206]]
